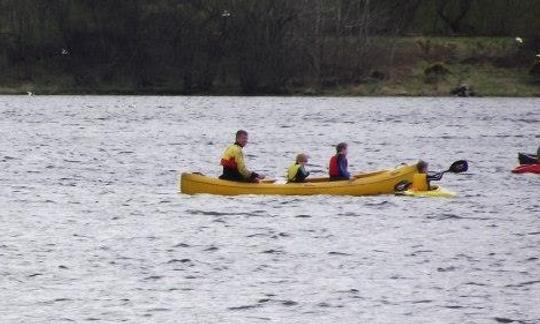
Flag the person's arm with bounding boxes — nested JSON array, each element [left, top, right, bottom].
[[235, 149, 253, 179], [427, 172, 443, 181], [338, 155, 351, 178], [296, 166, 310, 182]]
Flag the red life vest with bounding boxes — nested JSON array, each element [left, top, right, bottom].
[[329, 155, 340, 177]]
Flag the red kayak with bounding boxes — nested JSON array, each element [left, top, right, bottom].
[[512, 164, 540, 174]]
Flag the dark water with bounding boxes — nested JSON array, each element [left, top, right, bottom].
[[1, 96, 539, 323]]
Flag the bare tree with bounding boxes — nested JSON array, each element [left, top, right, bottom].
[[436, 0, 473, 34]]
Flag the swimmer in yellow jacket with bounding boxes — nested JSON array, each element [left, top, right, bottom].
[[287, 153, 310, 183], [411, 160, 443, 191], [220, 130, 265, 183]]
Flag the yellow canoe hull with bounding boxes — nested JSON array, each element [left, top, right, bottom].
[[180, 164, 417, 196], [397, 186, 457, 198]]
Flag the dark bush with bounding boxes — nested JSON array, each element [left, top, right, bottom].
[[425, 62, 451, 83], [530, 61, 540, 82]]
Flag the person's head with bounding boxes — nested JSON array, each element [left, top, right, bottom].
[[296, 153, 309, 165], [235, 130, 248, 147], [417, 160, 428, 173], [336, 142, 348, 155]]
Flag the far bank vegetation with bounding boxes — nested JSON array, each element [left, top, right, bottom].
[[0, 0, 539, 95]]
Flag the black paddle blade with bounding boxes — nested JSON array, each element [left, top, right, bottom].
[[394, 180, 411, 192], [448, 160, 468, 173]]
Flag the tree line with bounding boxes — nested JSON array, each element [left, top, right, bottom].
[[1, 0, 539, 94]]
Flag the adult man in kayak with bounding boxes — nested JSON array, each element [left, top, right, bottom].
[[329, 142, 351, 180], [220, 130, 265, 182]]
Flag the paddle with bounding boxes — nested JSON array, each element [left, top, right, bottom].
[[441, 160, 469, 175], [426, 160, 468, 181]]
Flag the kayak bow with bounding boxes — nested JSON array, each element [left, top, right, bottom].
[[395, 186, 457, 198], [512, 164, 540, 174]]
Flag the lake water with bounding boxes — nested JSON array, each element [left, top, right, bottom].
[[1, 96, 539, 323]]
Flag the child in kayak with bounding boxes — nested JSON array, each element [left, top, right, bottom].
[[329, 142, 351, 180], [287, 153, 310, 183], [412, 160, 443, 191]]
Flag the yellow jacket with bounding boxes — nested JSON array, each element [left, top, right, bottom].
[[411, 173, 429, 191], [220, 144, 251, 178], [287, 163, 309, 182], [287, 163, 301, 182]]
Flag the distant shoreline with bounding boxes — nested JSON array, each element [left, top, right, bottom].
[[2, 37, 539, 98], [1, 87, 538, 97]]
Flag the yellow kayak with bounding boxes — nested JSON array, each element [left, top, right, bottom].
[[396, 186, 457, 198], [180, 164, 417, 196]]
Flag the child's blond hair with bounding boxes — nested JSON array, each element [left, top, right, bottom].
[[296, 153, 309, 163]]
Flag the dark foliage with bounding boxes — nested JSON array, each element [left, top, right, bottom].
[[0, 0, 539, 93]]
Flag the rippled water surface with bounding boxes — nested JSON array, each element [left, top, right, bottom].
[[1, 96, 539, 323]]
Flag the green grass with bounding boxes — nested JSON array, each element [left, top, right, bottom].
[[314, 36, 540, 97]]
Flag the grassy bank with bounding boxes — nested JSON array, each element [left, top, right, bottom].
[[314, 37, 540, 97], [321, 63, 539, 97], [1, 37, 539, 97]]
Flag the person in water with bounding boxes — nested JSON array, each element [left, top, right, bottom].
[[412, 160, 443, 191], [328, 142, 351, 180], [287, 153, 310, 183], [220, 130, 264, 182]]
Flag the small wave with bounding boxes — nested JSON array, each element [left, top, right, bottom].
[[328, 251, 352, 256], [505, 280, 540, 288], [411, 300, 433, 304], [173, 243, 190, 248], [147, 308, 171, 312], [494, 318, 514, 323], [261, 249, 284, 254], [167, 258, 192, 264], [465, 282, 487, 286], [407, 250, 433, 256], [247, 233, 270, 238], [185, 209, 262, 217], [364, 200, 394, 207], [271, 232, 290, 238], [228, 304, 260, 311], [52, 298, 72, 303], [281, 300, 298, 306]]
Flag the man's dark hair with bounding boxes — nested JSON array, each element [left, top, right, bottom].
[[417, 160, 428, 172], [236, 130, 248, 138], [336, 142, 347, 153]]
